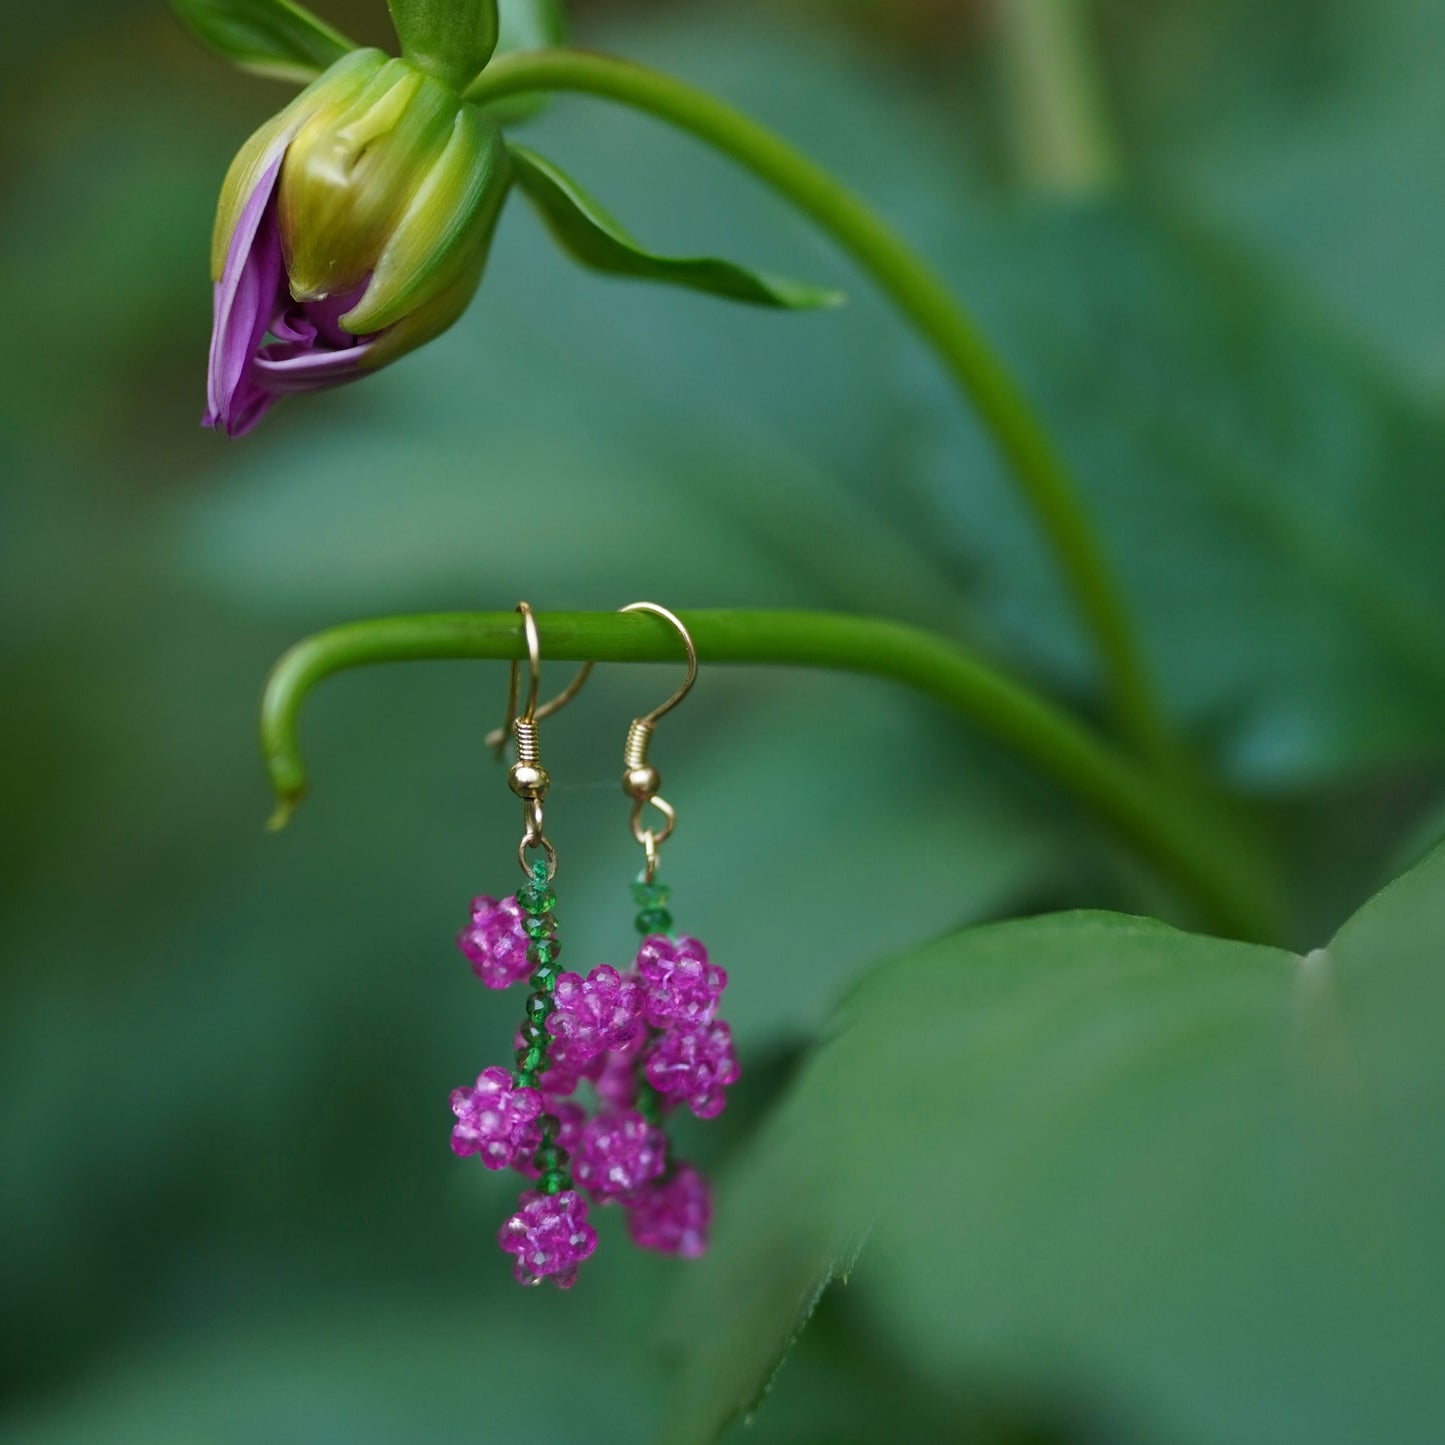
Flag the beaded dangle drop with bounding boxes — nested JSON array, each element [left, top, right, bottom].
[[601, 602, 738, 1258], [447, 602, 735, 1284]]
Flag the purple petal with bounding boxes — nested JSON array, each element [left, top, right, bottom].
[[217, 373, 281, 438], [252, 341, 376, 395], [204, 151, 286, 435]]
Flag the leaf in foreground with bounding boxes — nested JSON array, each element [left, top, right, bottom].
[[659, 843, 1445, 1443]]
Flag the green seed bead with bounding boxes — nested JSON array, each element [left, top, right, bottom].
[[527, 938, 560, 967], [631, 879, 671, 911], [513, 1070, 538, 1091], [529, 961, 562, 994], [517, 884, 556, 916], [524, 990, 554, 1022], [522, 914, 552, 941], [532, 1143, 564, 1173], [519, 1018, 548, 1048], [515, 1045, 546, 1073], [530, 859, 551, 887], [636, 908, 673, 936], [538, 1112, 560, 1142], [538, 1170, 569, 1196]]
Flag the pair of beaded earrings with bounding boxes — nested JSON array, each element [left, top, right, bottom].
[[447, 602, 739, 1289]]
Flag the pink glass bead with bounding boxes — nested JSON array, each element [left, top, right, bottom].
[[449, 1066, 543, 1169], [574, 1109, 667, 1201], [515, 1099, 586, 1180], [457, 895, 531, 989], [498, 1189, 598, 1288], [513, 1029, 603, 1098], [547, 965, 644, 1063], [645, 1020, 740, 1119], [626, 1164, 712, 1258], [636, 935, 727, 1028], [593, 1045, 641, 1111]]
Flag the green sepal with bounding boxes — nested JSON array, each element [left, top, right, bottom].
[[508, 144, 844, 310], [361, 212, 497, 368], [278, 57, 460, 303], [342, 103, 509, 335], [210, 48, 387, 279], [167, 0, 354, 84], [386, 0, 499, 91]]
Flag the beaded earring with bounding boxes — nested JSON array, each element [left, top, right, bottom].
[[447, 603, 738, 1287], [588, 602, 738, 1259], [448, 602, 599, 1288]]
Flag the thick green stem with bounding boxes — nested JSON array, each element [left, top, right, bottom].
[[464, 50, 1173, 768], [261, 609, 1278, 943], [994, 0, 1121, 194]]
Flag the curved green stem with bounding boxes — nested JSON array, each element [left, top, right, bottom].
[[261, 609, 1278, 943], [465, 49, 1173, 769]]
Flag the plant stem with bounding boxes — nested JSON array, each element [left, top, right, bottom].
[[464, 49, 1173, 769], [993, 0, 1121, 194], [261, 609, 1278, 942]]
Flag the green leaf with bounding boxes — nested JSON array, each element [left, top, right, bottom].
[[908, 201, 1445, 789], [1112, 0, 1445, 387], [166, 0, 352, 83], [508, 144, 844, 310], [385, 0, 498, 91], [662, 842, 1445, 1444]]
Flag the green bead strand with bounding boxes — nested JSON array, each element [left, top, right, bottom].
[[631, 878, 671, 912], [527, 937, 560, 967], [532, 1143, 564, 1174], [512, 864, 560, 1094], [629, 876, 677, 1155], [632, 875, 675, 937], [529, 960, 562, 994], [517, 887, 555, 917], [635, 907, 673, 936]]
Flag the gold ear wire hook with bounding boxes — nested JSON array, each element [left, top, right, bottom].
[[618, 602, 697, 880], [491, 602, 582, 881], [485, 605, 594, 756], [621, 602, 698, 723]]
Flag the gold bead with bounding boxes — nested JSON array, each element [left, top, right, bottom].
[[623, 764, 661, 801], [509, 762, 549, 799]]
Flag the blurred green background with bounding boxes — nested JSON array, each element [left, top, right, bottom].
[[4, 1, 1445, 1440]]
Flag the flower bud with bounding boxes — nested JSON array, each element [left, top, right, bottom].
[[204, 49, 508, 437]]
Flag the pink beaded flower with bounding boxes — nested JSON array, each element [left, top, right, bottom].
[[574, 1109, 667, 1201], [457, 895, 531, 989], [645, 1020, 740, 1119], [449, 1067, 543, 1168], [626, 1164, 712, 1258], [515, 1099, 586, 1180], [636, 935, 727, 1028], [499, 1189, 598, 1288], [547, 965, 644, 1063]]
